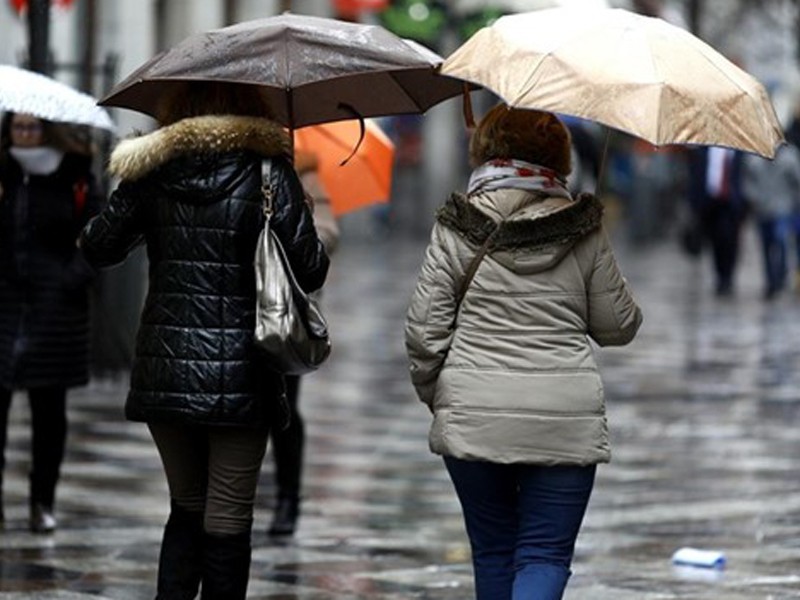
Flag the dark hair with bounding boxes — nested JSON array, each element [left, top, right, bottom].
[[0, 112, 13, 156], [1, 112, 92, 156], [156, 81, 274, 125]]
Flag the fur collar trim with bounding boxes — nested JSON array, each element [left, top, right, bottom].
[[109, 115, 290, 181], [437, 191, 604, 250]]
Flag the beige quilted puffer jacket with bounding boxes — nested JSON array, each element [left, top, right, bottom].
[[405, 188, 642, 465]]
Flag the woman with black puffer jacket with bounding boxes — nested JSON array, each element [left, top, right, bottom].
[[80, 82, 329, 600]]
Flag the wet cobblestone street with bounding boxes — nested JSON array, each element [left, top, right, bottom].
[[1, 225, 800, 599]]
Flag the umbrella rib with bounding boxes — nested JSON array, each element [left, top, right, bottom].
[[642, 27, 666, 144], [388, 71, 426, 113], [287, 86, 295, 134], [504, 21, 592, 106], [283, 24, 294, 129], [670, 31, 769, 149], [510, 55, 552, 106]]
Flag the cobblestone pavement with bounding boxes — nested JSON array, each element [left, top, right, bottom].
[[1, 225, 800, 599]]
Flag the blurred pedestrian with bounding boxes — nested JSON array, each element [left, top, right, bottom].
[[782, 100, 800, 289], [405, 105, 642, 600], [79, 82, 329, 600], [0, 112, 100, 533], [687, 146, 747, 296], [267, 147, 339, 537], [742, 142, 800, 299]]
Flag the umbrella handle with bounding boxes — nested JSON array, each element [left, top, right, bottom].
[[462, 83, 475, 129], [337, 102, 365, 166]]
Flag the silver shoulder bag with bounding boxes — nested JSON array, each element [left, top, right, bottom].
[[254, 160, 331, 374]]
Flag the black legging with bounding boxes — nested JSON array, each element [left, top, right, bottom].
[[0, 386, 68, 507], [270, 375, 304, 498]]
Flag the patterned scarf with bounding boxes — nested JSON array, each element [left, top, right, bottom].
[[467, 158, 571, 199]]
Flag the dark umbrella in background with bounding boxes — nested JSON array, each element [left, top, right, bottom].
[[99, 13, 467, 129]]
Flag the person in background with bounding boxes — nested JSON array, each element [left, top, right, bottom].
[[267, 147, 339, 537], [742, 141, 800, 299], [0, 112, 99, 533], [79, 82, 329, 599], [405, 105, 642, 599], [687, 146, 747, 297]]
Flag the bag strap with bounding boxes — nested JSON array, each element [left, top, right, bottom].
[[452, 202, 529, 320], [261, 159, 274, 217], [454, 225, 500, 310]]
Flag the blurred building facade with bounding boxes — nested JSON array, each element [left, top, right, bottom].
[[1, 0, 797, 120], [0, 0, 797, 371], [0, 0, 796, 207]]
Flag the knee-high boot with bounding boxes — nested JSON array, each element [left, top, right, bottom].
[[201, 531, 251, 600], [155, 502, 204, 600]]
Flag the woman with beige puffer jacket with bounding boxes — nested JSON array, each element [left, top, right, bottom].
[[405, 105, 642, 600]]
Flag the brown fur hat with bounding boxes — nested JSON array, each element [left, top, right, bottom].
[[469, 104, 572, 176]]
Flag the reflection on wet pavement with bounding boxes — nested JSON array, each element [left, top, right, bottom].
[[2, 231, 800, 599]]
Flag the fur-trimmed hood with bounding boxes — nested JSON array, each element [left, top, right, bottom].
[[437, 190, 604, 273], [108, 115, 290, 181]]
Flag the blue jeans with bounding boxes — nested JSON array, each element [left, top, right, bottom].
[[444, 457, 596, 600], [758, 217, 790, 296]]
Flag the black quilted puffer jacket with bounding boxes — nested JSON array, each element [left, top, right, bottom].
[[80, 115, 329, 429]]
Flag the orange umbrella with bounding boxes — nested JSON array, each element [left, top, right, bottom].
[[294, 119, 395, 216]]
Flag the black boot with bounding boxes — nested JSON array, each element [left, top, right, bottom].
[[155, 502, 204, 600], [29, 386, 67, 535], [268, 494, 300, 537], [201, 531, 251, 600]]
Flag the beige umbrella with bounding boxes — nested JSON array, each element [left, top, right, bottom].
[[441, 7, 784, 158]]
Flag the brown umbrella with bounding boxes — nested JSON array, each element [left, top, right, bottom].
[[441, 8, 784, 158], [99, 13, 466, 128]]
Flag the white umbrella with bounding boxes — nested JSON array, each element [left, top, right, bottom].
[[0, 65, 115, 131]]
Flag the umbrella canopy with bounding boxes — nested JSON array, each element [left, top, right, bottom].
[[441, 8, 784, 158], [294, 119, 395, 216], [0, 65, 115, 131], [100, 13, 466, 129]]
